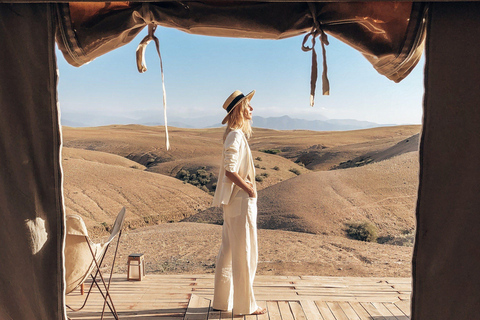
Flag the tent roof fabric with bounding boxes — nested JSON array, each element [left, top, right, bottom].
[[56, 2, 427, 85]]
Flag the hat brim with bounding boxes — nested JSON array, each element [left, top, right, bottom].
[[221, 90, 255, 125]]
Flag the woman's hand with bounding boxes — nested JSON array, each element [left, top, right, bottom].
[[225, 170, 256, 198], [246, 182, 256, 198]]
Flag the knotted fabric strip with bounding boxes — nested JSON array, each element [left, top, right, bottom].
[[302, 2, 330, 106], [136, 24, 170, 150]]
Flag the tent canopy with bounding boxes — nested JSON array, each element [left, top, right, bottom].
[[56, 1, 427, 103], [4, 2, 480, 320]]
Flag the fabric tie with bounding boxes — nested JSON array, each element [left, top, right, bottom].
[[136, 24, 170, 150], [302, 2, 330, 107]]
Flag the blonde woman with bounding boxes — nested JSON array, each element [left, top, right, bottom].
[[212, 90, 266, 315]]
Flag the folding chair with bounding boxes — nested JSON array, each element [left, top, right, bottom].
[[65, 207, 126, 320]]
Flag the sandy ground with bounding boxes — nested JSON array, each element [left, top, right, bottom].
[[62, 147, 212, 233], [99, 222, 412, 278], [63, 125, 420, 278]]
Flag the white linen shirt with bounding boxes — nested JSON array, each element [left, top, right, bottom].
[[212, 129, 256, 207]]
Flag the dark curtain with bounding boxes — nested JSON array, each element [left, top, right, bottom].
[[412, 2, 480, 319], [0, 4, 65, 319]]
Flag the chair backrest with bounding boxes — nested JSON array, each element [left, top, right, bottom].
[[64, 215, 104, 294], [106, 207, 126, 244]]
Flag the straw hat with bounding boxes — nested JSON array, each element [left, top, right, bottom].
[[222, 90, 255, 125]]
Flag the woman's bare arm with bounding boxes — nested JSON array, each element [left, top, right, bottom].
[[225, 170, 256, 198]]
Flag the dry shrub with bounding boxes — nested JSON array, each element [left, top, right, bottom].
[[289, 168, 301, 175], [346, 221, 378, 242], [377, 229, 415, 247], [260, 149, 281, 154], [175, 166, 216, 192]]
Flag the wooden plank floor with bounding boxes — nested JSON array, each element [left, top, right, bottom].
[[66, 274, 411, 320]]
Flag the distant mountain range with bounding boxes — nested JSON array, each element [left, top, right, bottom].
[[249, 116, 391, 131], [61, 113, 393, 131], [172, 115, 393, 131]]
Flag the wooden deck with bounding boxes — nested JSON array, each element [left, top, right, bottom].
[[66, 274, 412, 320]]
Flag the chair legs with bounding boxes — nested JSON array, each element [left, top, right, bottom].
[[87, 232, 122, 320], [101, 230, 123, 319], [66, 232, 123, 320]]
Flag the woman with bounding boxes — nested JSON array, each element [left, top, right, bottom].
[[212, 90, 266, 315]]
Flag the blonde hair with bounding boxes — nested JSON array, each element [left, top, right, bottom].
[[223, 99, 253, 142]]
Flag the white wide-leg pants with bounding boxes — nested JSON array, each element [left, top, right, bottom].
[[212, 191, 259, 315]]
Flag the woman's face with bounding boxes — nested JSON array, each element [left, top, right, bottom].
[[244, 103, 253, 120]]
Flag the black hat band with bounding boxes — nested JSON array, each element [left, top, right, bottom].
[[226, 94, 245, 113]]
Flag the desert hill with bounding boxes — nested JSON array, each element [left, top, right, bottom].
[[62, 125, 312, 192], [62, 147, 212, 234], [63, 147, 146, 170], [148, 151, 309, 191], [257, 126, 421, 170], [334, 133, 420, 169], [248, 125, 420, 153], [256, 151, 418, 237], [63, 125, 224, 165], [62, 125, 419, 240], [187, 151, 418, 241], [63, 125, 421, 171], [375, 133, 420, 162]]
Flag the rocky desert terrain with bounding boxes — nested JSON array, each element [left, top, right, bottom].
[[62, 124, 421, 277]]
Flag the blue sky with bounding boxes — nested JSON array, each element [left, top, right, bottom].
[[57, 26, 425, 126]]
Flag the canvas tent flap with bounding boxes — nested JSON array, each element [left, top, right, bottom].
[[56, 1, 426, 83], [0, 3, 65, 320], [412, 3, 480, 319]]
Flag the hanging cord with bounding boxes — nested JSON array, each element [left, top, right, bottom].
[[136, 24, 170, 150], [302, 2, 330, 106]]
